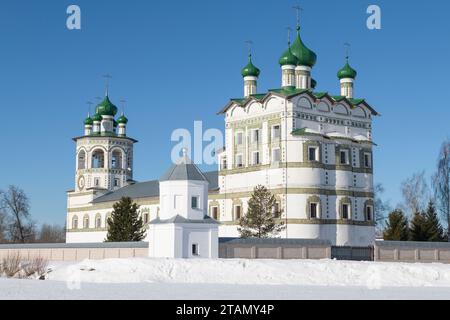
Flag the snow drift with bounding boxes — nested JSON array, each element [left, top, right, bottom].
[[47, 258, 450, 288]]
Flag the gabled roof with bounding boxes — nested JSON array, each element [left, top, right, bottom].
[[218, 89, 379, 116], [91, 171, 219, 204]]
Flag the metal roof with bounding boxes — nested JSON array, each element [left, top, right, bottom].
[[149, 215, 220, 225], [160, 163, 208, 182], [92, 171, 218, 204]]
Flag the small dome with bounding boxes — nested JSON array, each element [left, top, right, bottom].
[[84, 116, 93, 126], [117, 114, 128, 124], [92, 113, 103, 122], [241, 55, 261, 78], [95, 95, 118, 116], [279, 45, 298, 66], [337, 59, 357, 79], [291, 27, 317, 68]]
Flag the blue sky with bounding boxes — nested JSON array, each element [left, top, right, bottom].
[[0, 0, 449, 226]]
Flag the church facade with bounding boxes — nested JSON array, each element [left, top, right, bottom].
[[66, 24, 378, 246]]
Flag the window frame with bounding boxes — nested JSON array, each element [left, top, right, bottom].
[[271, 125, 281, 140], [251, 128, 260, 144], [191, 196, 199, 209], [366, 205, 373, 221], [192, 243, 200, 256], [234, 205, 242, 220], [308, 146, 319, 162], [211, 206, 219, 220], [272, 148, 281, 163], [340, 149, 350, 165], [364, 152, 372, 168], [235, 154, 243, 168], [342, 203, 350, 220], [310, 202, 319, 219], [252, 151, 260, 166], [235, 131, 244, 146]]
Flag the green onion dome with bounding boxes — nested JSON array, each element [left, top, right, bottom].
[[337, 58, 357, 79], [241, 54, 261, 78], [279, 45, 298, 66], [311, 78, 317, 89], [84, 116, 93, 126], [95, 95, 118, 116], [117, 114, 128, 124], [291, 27, 317, 68], [92, 113, 103, 122]]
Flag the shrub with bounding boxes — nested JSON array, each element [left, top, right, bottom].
[[23, 257, 49, 278], [1, 253, 22, 278]]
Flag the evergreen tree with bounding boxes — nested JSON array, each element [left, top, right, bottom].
[[423, 201, 445, 242], [105, 197, 146, 242], [238, 185, 285, 238], [409, 211, 428, 241], [383, 209, 409, 241]]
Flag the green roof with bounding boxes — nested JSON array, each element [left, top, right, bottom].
[[291, 27, 317, 67], [95, 95, 118, 116], [92, 113, 103, 122], [117, 114, 129, 124], [337, 59, 357, 79], [241, 54, 260, 78], [228, 89, 371, 109], [279, 45, 299, 66], [84, 116, 93, 126]]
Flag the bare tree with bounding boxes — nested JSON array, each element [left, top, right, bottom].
[[401, 171, 430, 216], [432, 139, 450, 241], [374, 183, 391, 229], [37, 224, 66, 243], [0, 211, 7, 243], [0, 186, 35, 243]]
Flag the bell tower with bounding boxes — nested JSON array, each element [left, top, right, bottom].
[[73, 92, 137, 194]]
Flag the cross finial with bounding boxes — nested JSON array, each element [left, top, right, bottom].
[[292, 5, 303, 29], [86, 101, 93, 116], [286, 27, 292, 45], [103, 74, 112, 96], [344, 43, 351, 60], [245, 40, 253, 58], [120, 99, 126, 115]]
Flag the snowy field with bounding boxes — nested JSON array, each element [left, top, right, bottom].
[[2, 258, 450, 300]]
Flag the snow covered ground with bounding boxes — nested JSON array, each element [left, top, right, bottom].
[[2, 258, 450, 300]]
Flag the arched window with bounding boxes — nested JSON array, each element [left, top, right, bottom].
[[95, 214, 102, 229], [72, 215, 78, 229], [111, 150, 123, 169], [77, 150, 86, 170], [83, 215, 90, 229], [91, 149, 105, 168]]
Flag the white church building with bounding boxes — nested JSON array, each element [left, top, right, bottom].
[[66, 22, 378, 247]]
